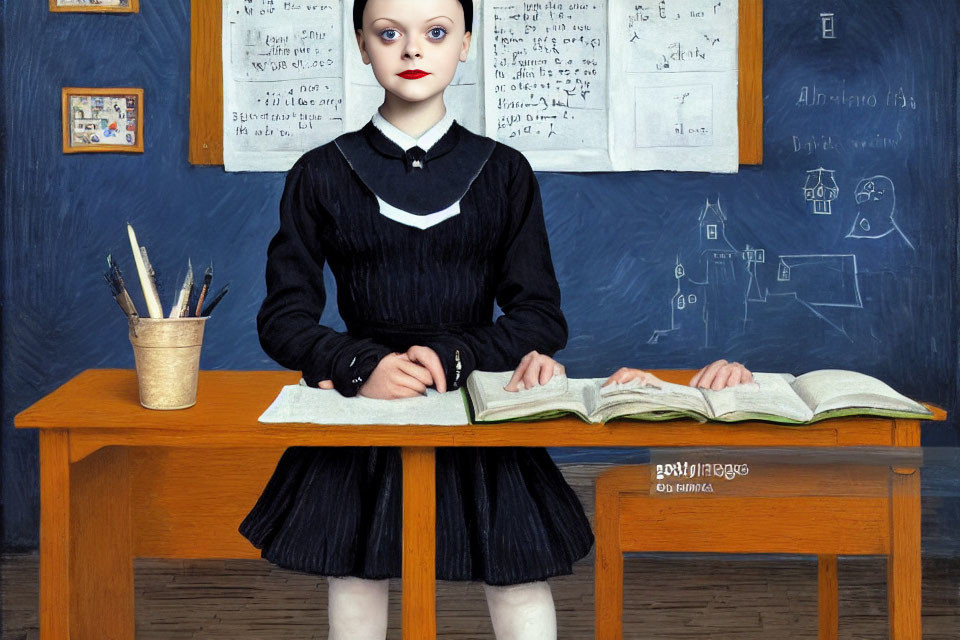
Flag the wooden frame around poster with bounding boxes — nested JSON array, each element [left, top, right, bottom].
[[189, 0, 763, 166], [50, 0, 139, 13], [62, 87, 145, 154]]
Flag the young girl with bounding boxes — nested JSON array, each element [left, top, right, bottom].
[[239, 1, 752, 636], [240, 1, 590, 637]]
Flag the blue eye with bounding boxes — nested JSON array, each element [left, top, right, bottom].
[[428, 26, 447, 40], [379, 28, 400, 41]]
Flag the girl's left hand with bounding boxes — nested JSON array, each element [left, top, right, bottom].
[[504, 351, 565, 392], [689, 359, 753, 390]]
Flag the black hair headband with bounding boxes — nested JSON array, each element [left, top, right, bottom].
[[353, 0, 473, 33]]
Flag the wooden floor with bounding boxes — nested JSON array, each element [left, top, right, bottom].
[[3, 552, 959, 639], [3, 465, 959, 639]]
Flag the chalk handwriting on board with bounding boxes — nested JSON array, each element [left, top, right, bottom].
[[224, 0, 344, 170], [487, 0, 608, 152], [789, 83, 918, 155], [796, 83, 919, 110]]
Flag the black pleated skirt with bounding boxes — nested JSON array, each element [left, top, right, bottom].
[[238, 445, 594, 585]]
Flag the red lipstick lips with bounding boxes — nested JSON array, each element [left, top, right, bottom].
[[397, 70, 430, 79]]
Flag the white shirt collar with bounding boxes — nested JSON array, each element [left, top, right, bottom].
[[371, 108, 454, 152]]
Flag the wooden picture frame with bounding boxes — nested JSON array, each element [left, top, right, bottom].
[[50, 0, 139, 13], [62, 88, 144, 154]]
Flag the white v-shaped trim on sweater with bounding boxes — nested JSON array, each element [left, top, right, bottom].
[[368, 109, 460, 230]]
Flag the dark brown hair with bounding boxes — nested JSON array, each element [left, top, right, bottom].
[[353, 0, 473, 34]]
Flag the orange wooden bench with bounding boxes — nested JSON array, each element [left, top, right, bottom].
[[594, 458, 929, 640]]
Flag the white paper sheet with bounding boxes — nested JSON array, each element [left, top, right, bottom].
[[223, 0, 346, 171], [609, 0, 739, 172], [259, 382, 471, 426], [483, 0, 611, 171]]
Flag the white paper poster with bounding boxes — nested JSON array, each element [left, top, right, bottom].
[[223, 0, 345, 171], [222, 0, 739, 173], [610, 0, 740, 172], [483, 0, 611, 171]]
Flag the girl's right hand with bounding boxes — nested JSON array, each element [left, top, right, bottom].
[[358, 349, 441, 399]]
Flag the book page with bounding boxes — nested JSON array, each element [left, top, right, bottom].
[[702, 372, 813, 422], [223, 0, 346, 171], [467, 370, 569, 412], [484, 0, 611, 171], [570, 377, 608, 416], [466, 371, 608, 420], [599, 380, 711, 414], [791, 370, 929, 415], [608, 0, 739, 172], [259, 384, 469, 425]]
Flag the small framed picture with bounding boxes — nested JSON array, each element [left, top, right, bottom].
[[62, 88, 144, 154], [50, 0, 139, 12]]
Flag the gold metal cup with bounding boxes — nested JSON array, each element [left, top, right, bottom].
[[128, 316, 207, 410]]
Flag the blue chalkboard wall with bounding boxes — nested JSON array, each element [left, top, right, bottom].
[[2, 0, 958, 550]]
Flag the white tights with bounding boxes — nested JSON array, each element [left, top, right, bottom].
[[326, 576, 557, 640], [481, 581, 557, 640], [327, 577, 389, 640]]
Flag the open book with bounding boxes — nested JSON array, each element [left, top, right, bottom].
[[465, 369, 933, 425]]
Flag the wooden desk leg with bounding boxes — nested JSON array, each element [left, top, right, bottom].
[[402, 447, 436, 640], [594, 477, 623, 640], [817, 555, 838, 640], [888, 467, 921, 639], [71, 446, 135, 639], [39, 431, 71, 640]]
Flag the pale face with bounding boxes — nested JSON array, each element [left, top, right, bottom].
[[355, 0, 471, 106]]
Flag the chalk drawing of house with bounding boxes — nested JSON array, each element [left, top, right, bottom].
[[804, 167, 840, 215]]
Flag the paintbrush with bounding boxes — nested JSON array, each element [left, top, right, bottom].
[[194, 263, 213, 317], [105, 254, 138, 318], [200, 282, 229, 317]]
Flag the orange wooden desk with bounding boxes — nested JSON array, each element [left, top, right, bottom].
[[14, 369, 945, 640]]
